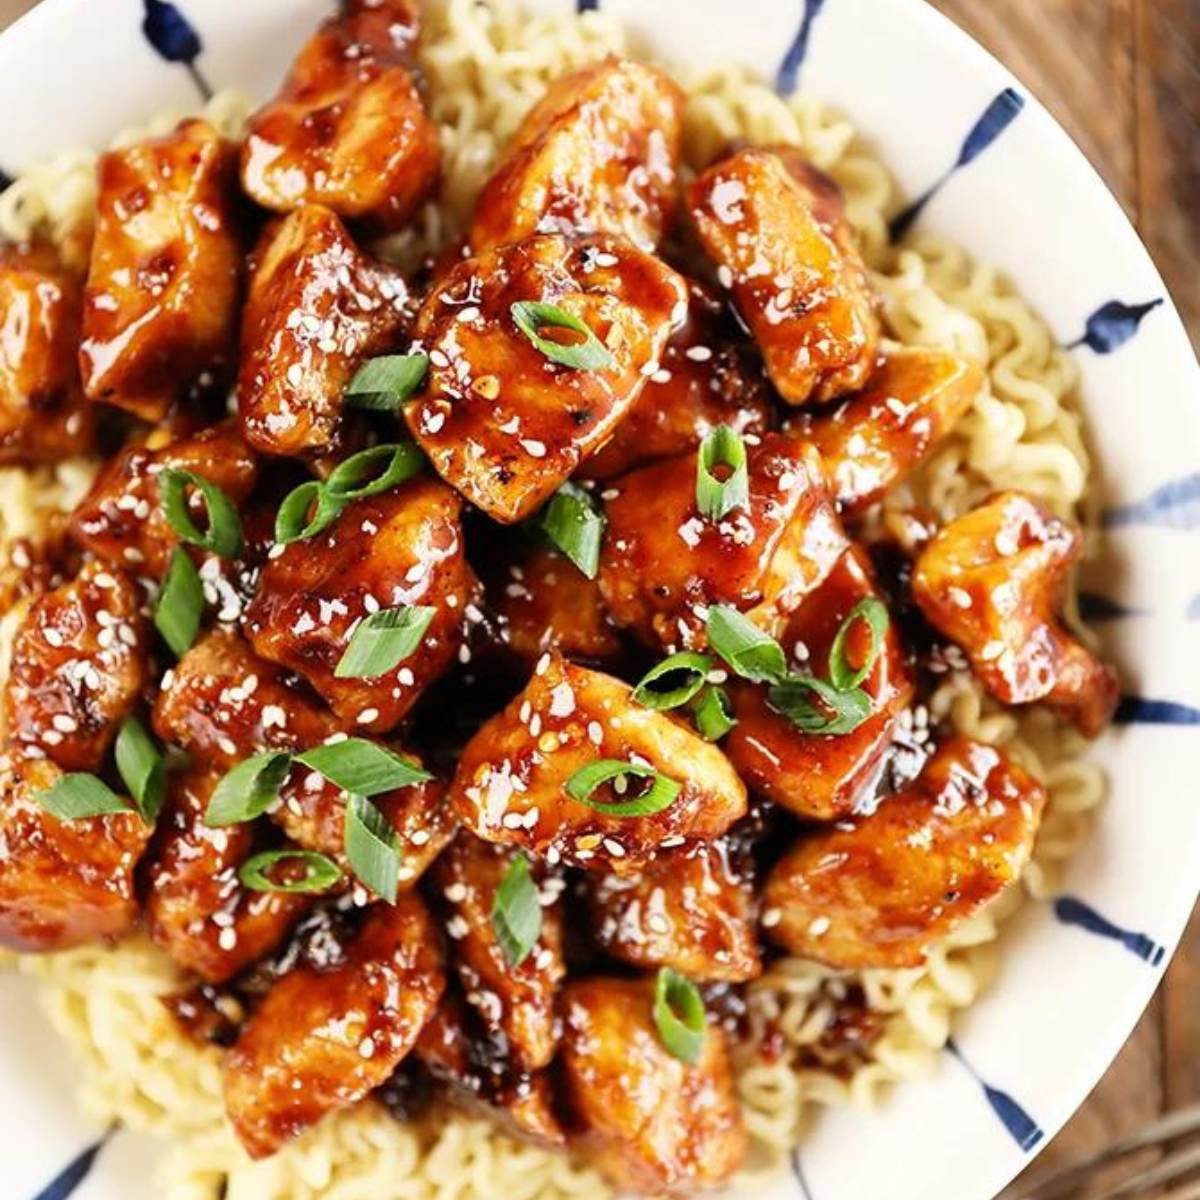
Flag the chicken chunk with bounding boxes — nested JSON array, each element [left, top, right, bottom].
[[239, 0, 438, 231], [81, 119, 242, 421], [145, 766, 310, 983], [225, 892, 444, 1158], [689, 148, 879, 406], [561, 976, 746, 1195], [433, 834, 565, 1070], [0, 243, 95, 464], [152, 629, 344, 769], [794, 344, 984, 516], [598, 434, 847, 650], [243, 480, 478, 733], [725, 545, 914, 819], [0, 751, 151, 952], [70, 421, 258, 578], [449, 654, 746, 872], [238, 206, 412, 459], [589, 839, 760, 981], [911, 491, 1118, 736], [763, 737, 1046, 968], [579, 279, 771, 481], [404, 232, 689, 523], [4, 562, 148, 772], [469, 56, 683, 253]]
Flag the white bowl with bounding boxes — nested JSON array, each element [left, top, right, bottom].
[[0, 2, 1197, 1199]]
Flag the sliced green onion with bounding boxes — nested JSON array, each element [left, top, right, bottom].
[[35, 773, 134, 821], [295, 738, 432, 796], [652, 967, 706, 1064], [325, 442, 423, 501], [510, 300, 615, 370], [632, 651, 713, 711], [345, 794, 401, 903], [345, 354, 429, 411], [335, 605, 436, 679], [155, 546, 204, 658], [695, 425, 749, 521], [239, 849, 344, 894], [274, 480, 347, 546], [115, 716, 165, 823], [692, 684, 737, 741], [564, 759, 681, 817], [828, 597, 890, 692], [539, 482, 605, 579], [157, 467, 243, 559], [204, 751, 293, 827], [767, 674, 874, 735], [491, 853, 542, 968], [705, 605, 786, 683]]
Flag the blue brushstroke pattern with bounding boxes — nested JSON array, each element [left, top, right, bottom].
[[775, 0, 827, 94], [890, 88, 1025, 239], [947, 1040, 1044, 1152], [1187, 595, 1200, 620], [33, 1132, 111, 1200], [1105, 472, 1200, 531], [1114, 696, 1200, 726], [575, 0, 600, 10], [1077, 591, 1143, 621], [141, 0, 212, 99], [1054, 896, 1165, 965], [1067, 299, 1163, 353], [790, 1148, 815, 1200]]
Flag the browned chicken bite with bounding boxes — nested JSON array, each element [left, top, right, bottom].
[[598, 434, 847, 650], [238, 206, 412, 459], [145, 765, 310, 983], [81, 119, 243, 421], [911, 491, 1118, 736], [225, 892, 444, 1158], [404, 232, 689, 524], [243, 480, 478, 733], [561, 976, 746, 1195], [5, 561, 148, 772], [762, 736, 1046, 968], [449, 654, 746, 871], [689, 147, 879, 406], [239, 0, 438, 231], [469, 56, 683, 254], [0, 243, 95, 464], [0, 750, 152, 951]]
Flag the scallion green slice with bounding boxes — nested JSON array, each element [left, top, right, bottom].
[[157, 467, 243, 558], [510, 301, 615, 370], [652, 967, 706, 1064], [344, 794, 401, 903], [695, 425, 749, 521], [491, 853, 542, 968], [239, 849, 344, 894], [828, 597, 890, 691], [34, 773, 134, 822], [334, 606, 436, 679], [564, 759, 681, 817], [154, 546, 204, 658], [692, 684, 737, 741], [115, 715, 166, 823], [539, 483, 605, 579], [631, 651, 713, 711], [767, 673, 874, 735], [705, 605, 786, 683], [274, 480, 347, 546], [295, 738, 431, 796], [325, 442, 423, 501], [203, 751, 293, 827], [345, 354, 429, 411]]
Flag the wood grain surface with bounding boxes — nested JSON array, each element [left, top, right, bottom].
[[0, 0, 1196, 1195]]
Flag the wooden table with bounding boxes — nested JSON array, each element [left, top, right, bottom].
[[0, 0, 1196, 1194]]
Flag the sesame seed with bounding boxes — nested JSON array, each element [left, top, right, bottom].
[[357, 708, 380, 724], [761, 907, 782, 928]]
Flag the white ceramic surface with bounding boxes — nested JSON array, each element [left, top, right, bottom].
[[1, 2, 1198, 1199]]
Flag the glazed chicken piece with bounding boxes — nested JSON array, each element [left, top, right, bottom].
[[239, 0, 438, 231], [911, 491, 1118, 736], [793, 344, 984, 516], [449, 654, 746, 872], [152, 629, 344, 770], [243, 480, 478, 734], [4, 561, 148, 772], [404, 232, 689, 524], [145, 765, 310, 983], [560, 976, 746, 1195], [469, 56, 683, 254], [598, 434, 847, 650], [70, 420, 258, 578], [81, 119, 242, 421], [433, 834, 565, 1071], [579, 279, 772, 481], [725, 544, 914, 819], [689, 147, 879, 406], [588, 839, 760, 982], [0, 243, 95, 464], [0, 751, 152, 952], [763, 737, 1046, 968], [225, 892, 444, 1158], [238, 206, 412, 459]]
